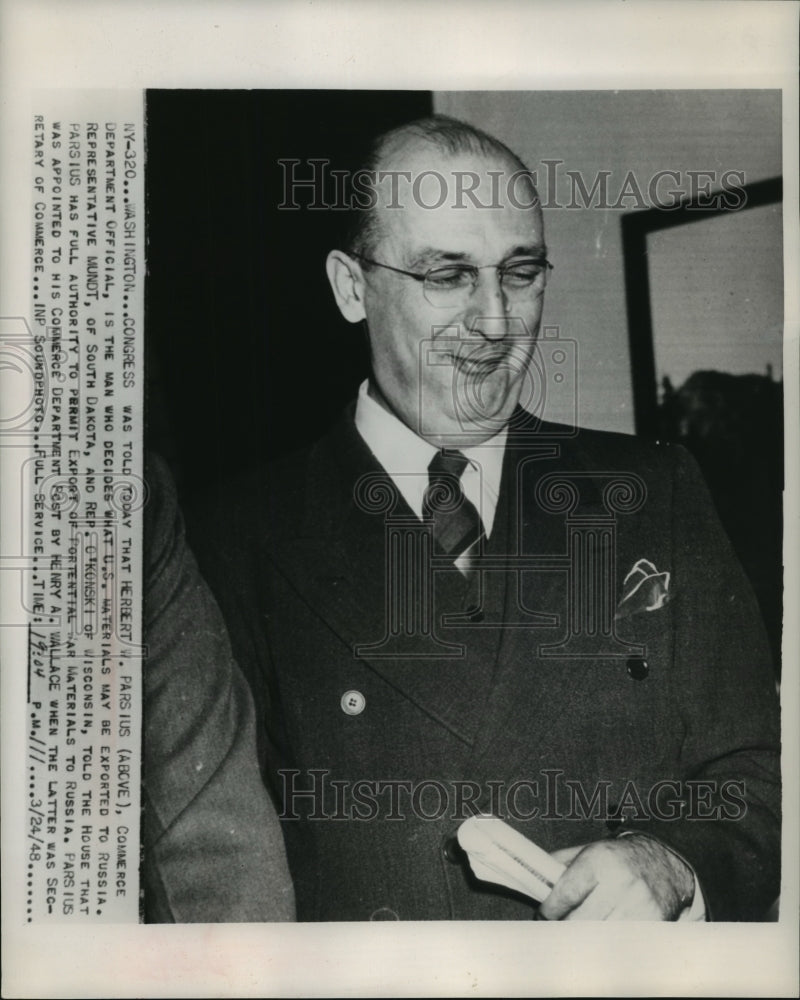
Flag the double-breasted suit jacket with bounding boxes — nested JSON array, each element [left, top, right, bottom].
[[191, 406, 780, 922]]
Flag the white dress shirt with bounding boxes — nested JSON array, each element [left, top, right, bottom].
[[354, 379, 507, 537]]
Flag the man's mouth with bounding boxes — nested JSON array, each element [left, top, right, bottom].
[[452, 349, 507, 377]]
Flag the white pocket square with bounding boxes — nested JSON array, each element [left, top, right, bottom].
[[616, 558, 671, 619]]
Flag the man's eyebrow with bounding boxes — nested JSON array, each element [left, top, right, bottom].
[[505, 243, 549, 260], [405, 247, 469, 270]]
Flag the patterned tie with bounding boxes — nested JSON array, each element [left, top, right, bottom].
[[424, 450, 484, 575]]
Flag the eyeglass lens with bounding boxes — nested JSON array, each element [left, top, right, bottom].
[[423, 262, 548, 307]]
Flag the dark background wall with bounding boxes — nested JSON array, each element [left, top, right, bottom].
[[145, 90, 432, 495]]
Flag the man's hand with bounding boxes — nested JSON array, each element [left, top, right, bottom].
[[538, 835, 695, 921]]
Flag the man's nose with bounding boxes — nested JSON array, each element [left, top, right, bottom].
[[468, 268, 511, 341]]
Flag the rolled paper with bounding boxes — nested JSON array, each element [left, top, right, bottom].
[[457, 815, 566, 903]]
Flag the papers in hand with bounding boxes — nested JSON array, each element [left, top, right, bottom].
[[457, 815, 566, 903]]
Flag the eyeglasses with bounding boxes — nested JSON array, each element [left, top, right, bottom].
[[351, 253, 553, 309]]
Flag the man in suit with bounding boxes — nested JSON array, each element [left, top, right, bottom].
[[192, 116, 780, 921]]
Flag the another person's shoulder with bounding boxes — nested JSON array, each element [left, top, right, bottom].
[[143, 451, 185, 590]]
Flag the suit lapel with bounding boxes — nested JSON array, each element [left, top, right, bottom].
[[267, 411, 485, 740], [268, 411, 399, 656]]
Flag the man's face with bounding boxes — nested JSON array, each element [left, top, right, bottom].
[[360, 147, 547, 446]]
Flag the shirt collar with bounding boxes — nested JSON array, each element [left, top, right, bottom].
[[353, 379, 507, 535]]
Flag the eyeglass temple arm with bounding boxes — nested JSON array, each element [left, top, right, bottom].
[[349, 253, 427, 282]]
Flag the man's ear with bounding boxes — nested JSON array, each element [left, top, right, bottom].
[[326, 250, 367, 323]]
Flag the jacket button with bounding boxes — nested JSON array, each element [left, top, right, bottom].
[[465, 604, 484, 623], [340, 690, 366, 715], [442, 835, 464, 864], [370, 907, 399, 920], [626, 657, 649, 680]]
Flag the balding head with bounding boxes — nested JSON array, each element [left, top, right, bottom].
[[343, 115, 542, 260]]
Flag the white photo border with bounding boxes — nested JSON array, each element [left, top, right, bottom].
[[1, 2, 798, 997]]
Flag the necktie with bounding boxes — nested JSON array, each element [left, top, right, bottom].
[[424, 450, 484, 574]]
